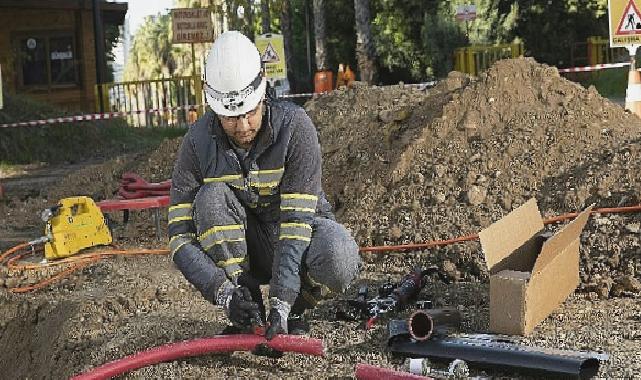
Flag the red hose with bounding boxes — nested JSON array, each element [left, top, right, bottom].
[[71, 334, 325, 380], [355, 363, 433, 380]]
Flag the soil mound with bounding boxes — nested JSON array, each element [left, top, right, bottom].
[[307, 57, 641, 293]]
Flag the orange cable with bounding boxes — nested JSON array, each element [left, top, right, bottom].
[[359, 204, 641, 253], [9, 257, 100, 293], [7, 247, 170, 271], [0, 241, 31, 263], [4, 204, 641, 291], [1, 244, 169, 293]]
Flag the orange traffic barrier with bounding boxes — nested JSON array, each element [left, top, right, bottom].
[[625, 66, 641, 117], [336, 64, 356, 89], [314, 70, 334, 93]]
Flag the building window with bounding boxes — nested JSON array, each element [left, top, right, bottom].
[[17, 33, 78, 88]]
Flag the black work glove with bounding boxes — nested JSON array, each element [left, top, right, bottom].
[[227, 287, 262, 328], [238, 273, 266, 321]]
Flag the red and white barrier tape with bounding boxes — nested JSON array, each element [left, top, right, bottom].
[[558, 62, 630, 73], [1, 81, 440, 128], [0, 104, 202, 129]]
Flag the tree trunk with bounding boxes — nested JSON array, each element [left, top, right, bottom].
[[354, 0, 377, 84], [246, 0, 255, 41], [261, 0, 271, 34], [281, 0, 296, 90], [313, 0, 328, 70]]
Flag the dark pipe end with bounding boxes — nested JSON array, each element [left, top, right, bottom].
[[408, 310, 433, 341], [578, 358, 600, 380]]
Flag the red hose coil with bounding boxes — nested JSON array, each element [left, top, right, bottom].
[[71, 334, 325, 380]]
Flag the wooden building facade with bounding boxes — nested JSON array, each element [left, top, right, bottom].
[[0, 0, 127, 112]]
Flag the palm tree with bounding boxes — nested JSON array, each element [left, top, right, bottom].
[[354, 0, 377, 83], [313, 0, 328, 70]]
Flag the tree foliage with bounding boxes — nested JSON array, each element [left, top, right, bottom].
[[124, 0, 611, 85], [508, 0, 608, 66], [125, 14, 177, 80]]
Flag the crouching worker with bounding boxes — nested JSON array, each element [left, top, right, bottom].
[[168, 31, 361, 339]]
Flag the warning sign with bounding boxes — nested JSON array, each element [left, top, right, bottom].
[[171, 8, 214, 44], [255, 34, 287, 80], [261, 43, 280, 63], [609, 0, 641, 47]]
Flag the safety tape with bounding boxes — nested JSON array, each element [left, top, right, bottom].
[[0, 81, 440, 128], [0, 104, 203, 129], [558, 62, 630, 73]]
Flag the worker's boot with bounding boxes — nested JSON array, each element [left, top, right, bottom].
[[287, 290, 316, 335], [287, 313, 310, 335]]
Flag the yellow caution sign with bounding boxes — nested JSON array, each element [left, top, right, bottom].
[[609, 0, 641, 47], [255, 34, 287, 80]]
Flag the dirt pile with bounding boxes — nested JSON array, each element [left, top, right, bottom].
[[306, 57, 641, 295]]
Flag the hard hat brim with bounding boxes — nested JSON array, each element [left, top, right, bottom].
[[206, 77, 267, 117]]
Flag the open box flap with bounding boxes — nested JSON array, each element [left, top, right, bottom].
[[531, 205, 593, 275], [479, 198, 544, 274]]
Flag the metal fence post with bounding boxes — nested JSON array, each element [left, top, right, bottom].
[[466, 48, 475, 76], [101, 84, 109, 112], [454, 48, 464, 73], [94, 84, 101, 112], [194, 71, 203, 118]]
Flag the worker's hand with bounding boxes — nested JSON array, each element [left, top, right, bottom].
[[265, 297, 290, 340], [238, 273, 266, 326], [226, 286, 261, 328], [238, 273, 262, 305]]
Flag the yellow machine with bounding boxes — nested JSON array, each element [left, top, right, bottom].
[[42, 196, 112, 260]]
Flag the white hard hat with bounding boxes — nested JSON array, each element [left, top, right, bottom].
[[203, 31, 267, 116]]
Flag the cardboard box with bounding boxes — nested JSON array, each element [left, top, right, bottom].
[[479, 198, 593, 335]]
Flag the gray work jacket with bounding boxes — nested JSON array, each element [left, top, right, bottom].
[[168, 99, 330, 305]]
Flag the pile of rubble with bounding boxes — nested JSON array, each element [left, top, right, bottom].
[[307, 58, 641, 297]]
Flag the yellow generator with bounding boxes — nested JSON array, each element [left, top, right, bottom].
[[42, 196, 112, 260]]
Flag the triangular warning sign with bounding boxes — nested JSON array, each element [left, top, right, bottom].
[[261, 42, 279, 63], [616, 0, 641, 35]]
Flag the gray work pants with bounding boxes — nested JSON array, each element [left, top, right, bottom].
[[193, 182, 361, 311]]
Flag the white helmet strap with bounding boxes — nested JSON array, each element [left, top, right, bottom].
[[204, 71, 263, 112]]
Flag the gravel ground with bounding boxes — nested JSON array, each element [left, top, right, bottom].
[[0, 254, 638, 378]]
